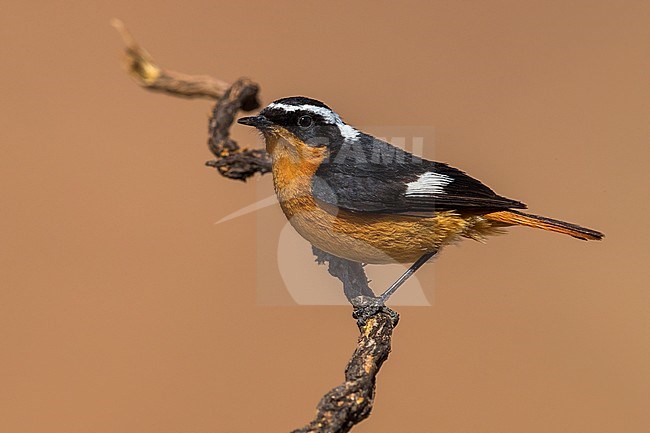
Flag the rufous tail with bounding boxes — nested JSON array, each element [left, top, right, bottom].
[[485, 210, 604, 241]]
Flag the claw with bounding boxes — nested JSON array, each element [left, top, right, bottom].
[[351, 296, 399, 327]]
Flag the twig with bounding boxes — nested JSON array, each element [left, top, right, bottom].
[[113, 20, 397, 432], [206, 78, 271, 180], [112, 18, 269, 181], [291, 309, 396, 433], [312, 247, 375, 301], [111, 18, 258, 108]]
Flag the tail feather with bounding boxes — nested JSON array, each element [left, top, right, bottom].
[[485, 210, 604, 241]]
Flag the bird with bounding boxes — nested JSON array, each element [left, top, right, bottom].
[[238, 96, 604, 304]]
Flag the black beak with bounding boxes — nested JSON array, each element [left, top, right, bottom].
[[237, 115, 272, 129]]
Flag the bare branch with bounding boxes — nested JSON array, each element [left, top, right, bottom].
[[113, 19, 398, 432], [312, 247, 375, 301], [112, 18, 268, 181], [111, 18, 259, 110], [206, 78, 271, 180], [291, 310, 397, 433]]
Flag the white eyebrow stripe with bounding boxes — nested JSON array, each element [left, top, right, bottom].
[[405, 172, 454, 196], [266, 102, 361, 142], [267, 103, 338, 123]]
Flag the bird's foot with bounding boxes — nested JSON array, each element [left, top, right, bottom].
[[351, 295, 399, 328]]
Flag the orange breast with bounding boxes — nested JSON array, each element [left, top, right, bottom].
[[268, 132, 499, 264]]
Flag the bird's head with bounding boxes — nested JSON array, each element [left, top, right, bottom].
[[238, 97, 360, 161]]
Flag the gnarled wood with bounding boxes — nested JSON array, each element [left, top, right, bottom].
[[113, 20, 398, 433]]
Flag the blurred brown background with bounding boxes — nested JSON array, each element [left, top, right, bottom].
[[1, 1, 649, 432]]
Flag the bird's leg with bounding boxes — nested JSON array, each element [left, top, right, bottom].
[[378, 250, 438, 303], [353, 250, 437, 325]]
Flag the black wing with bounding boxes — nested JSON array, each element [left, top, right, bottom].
[[312, 134, 526, 214]]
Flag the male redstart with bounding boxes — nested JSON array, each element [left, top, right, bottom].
[[238, 97, 603, 303]]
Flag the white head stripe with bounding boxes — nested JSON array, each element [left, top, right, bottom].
[[267, 103, 339, 123], [405, 172, 453, 196], [266, 102, 361, 142]]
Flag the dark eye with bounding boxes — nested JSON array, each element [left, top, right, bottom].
[[298, 115, 313, 128]]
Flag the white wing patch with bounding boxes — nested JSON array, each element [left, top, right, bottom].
[[405, 172, 453, 196], [266, 102, 360, 142]]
